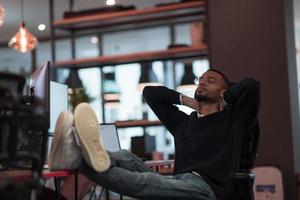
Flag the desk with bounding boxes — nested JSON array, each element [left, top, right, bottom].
[[0, 169, 78, 200], [0, 160, 174, 200]]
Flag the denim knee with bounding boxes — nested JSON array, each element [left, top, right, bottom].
[[118, 149, 131, 157]]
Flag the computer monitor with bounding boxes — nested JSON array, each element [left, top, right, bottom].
[[29, 61, 50, 129]]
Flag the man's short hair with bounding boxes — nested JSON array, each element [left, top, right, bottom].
[[207, 69, 230, 88]]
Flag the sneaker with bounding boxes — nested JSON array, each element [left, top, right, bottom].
[[74, 103, 111, 172], [48, 111, 82, 171]]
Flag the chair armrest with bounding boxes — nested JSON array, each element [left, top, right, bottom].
[[144, 160, 174, 167], [145, 160, 174, 175], [233, 172, 255, 179]]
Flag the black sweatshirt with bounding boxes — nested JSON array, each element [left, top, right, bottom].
[[143, 78, 260, 200]]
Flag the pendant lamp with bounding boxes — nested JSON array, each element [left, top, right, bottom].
[[65, 69, 83, 90], [0, 4, 4, 26], [177, 61, 197, 92], [138, 62, 161, 92], [8, 0, 38, 53], [103, 70, 121, 108]]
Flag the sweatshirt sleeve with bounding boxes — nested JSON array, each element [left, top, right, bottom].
[[223, 78, 260, 130], [143, 86, 188, 135]]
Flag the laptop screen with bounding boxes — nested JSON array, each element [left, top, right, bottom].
[[100, 123, 121, 152], [49, 81, 68, 134]]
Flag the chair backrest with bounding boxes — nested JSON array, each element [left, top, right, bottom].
[[240, 120, 260, 170], [233, 120, 260, 200]]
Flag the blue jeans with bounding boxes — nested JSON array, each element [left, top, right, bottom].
[[80, 149, 217, 200]]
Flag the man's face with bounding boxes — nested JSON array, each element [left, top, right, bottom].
[[194, 71, 226, 103]]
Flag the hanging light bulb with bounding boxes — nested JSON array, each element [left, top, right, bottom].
[[8, 0, 38, 53], [8, 21, 38, 53], [106, 0, 116, 6], [0, 4, 4, 26]]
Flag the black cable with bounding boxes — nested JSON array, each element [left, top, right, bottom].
[[21, 0, 24, 22]]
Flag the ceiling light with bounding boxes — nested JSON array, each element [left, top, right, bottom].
[[106, 0, 116, 6], [8, 0, 38, 53], [90, 36, 98, 44], [38, 24, 46, 31], [8, 22, 38, 53], [0, 4, 4, 26]]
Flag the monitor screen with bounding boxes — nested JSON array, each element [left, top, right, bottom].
[[29, 61, 50, 128], [100, 123, 121, 152], [49, 81, 68, 134]]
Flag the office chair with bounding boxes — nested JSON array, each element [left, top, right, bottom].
[[134, 121, 260, 200], [0, 72, 48, 199], [233, 121, 260, 200]]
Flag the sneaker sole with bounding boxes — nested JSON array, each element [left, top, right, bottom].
[[48, 111, 74, 170], [74, 103, 110, 172]]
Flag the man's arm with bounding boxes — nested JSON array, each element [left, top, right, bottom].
[[180, 94, 199, 111], [143, 86, 188, 135], [223, 78, 260, 130]]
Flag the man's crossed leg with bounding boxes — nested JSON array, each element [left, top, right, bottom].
[[48, 103, 216, 200]]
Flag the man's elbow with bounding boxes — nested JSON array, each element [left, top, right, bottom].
[[242, 78, 260, 99], [142, 86, 158, 100], [142, 86, 151, 98], [243, 78, 260, 90]]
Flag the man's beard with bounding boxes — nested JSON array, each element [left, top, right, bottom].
[[194, 92, 218, 103]]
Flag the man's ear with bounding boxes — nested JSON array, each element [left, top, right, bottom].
[[219, 89, 227, 111], [220, 89, 226, 99]]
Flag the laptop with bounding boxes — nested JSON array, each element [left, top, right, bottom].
[[46, 81, 68, 161], [47, 123, 121, 160], [45, 123, 121, 167], [100, 123, 121, 152], [49, 81, 68, 135]]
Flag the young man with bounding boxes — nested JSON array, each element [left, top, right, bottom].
[[49, 69, 260, 200]]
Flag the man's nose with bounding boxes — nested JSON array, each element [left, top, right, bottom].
[[199, 79, 206, 86]]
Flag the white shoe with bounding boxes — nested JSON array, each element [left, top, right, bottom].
[[74, 103, 111, 172], [48, 111, 82, 171]]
